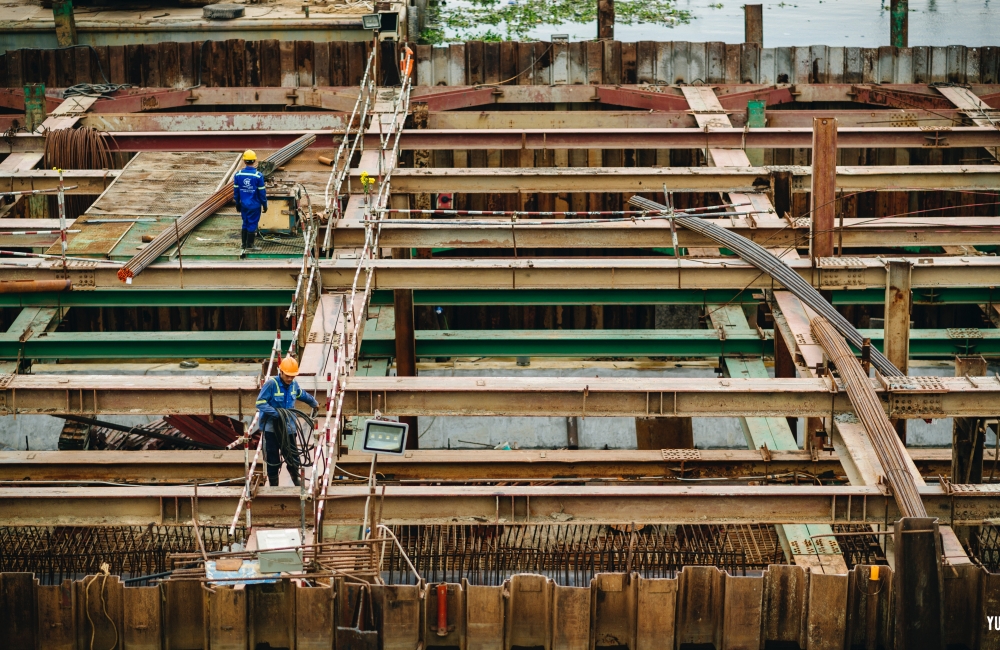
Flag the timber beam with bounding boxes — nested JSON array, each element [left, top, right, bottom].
[[3, 374, 1000, 418], [0, 449, 973, 483], [0, 484, 995, 526], [0, 169, 120, 194]]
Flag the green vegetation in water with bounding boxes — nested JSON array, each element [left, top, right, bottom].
[[422, 0, 692, 44]]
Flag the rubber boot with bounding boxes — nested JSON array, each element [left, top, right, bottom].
[[239, 229, 248, 257], [267, 473, 280, 487], [250, 229, 262, 251]]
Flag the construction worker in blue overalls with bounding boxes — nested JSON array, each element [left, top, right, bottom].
[[255, 356, 318, 486], [233, 150, 267, 254]]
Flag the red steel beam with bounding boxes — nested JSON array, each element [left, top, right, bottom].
[[5, 127, 1000, 154]]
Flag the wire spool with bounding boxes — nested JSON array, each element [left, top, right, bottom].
[[43, 127, 120, 221], [272, 408, 316, 476]]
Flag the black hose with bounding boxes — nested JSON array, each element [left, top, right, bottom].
[[272, 408, 315, 477], [628, 195, 903, 378]]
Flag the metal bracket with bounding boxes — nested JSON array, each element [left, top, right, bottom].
[[947, 327, 984, 339], [661, 449, 700, 461], [886, 376, 946, 417], [817, 256, 868, 288]]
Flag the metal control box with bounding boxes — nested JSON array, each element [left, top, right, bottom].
[[257, 196, 296, 234], [255, 528, 303, 573]]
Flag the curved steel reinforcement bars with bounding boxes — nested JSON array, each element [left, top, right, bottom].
[[627, 195, 903, 378]]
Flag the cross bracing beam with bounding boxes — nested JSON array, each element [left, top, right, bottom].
[[0, 169, 120, 194], [377, 165, 1000, 193], [3, 374, 995, 418], [357, 328, 1000, 359], [7, 127, 1000, 154], [8, 256, 1000, 292], [331, 217, 1000, 250], [0, 449, 970, 483], [0, 484, 994, 527]]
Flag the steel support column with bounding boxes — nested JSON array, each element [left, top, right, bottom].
[[810, 117, 838, 265]]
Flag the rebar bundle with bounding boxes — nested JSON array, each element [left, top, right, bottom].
[[117, 134, 316, 283], [43, 127, 117, 220], [810, 316, 927, 518], [627, 195, 904, 378]]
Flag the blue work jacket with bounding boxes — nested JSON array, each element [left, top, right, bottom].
[[255, 376, 318, 432], [233, 165, 268, 213]]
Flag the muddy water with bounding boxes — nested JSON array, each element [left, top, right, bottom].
[[442, 0, 1000, 45]]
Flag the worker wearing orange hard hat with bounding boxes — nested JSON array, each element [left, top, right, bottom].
[[255, 355, 318, 486]]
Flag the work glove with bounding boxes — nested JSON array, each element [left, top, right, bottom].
[[263, 203, 268, 213]]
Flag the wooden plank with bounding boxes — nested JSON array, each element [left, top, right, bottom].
[[123, 585, 162, 650]]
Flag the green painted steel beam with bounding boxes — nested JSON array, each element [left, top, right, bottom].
[[0, 331, 292, 360], [370, 288, 999, 307], [358, 327, 1000, 359], [0, 290, 292, 308]]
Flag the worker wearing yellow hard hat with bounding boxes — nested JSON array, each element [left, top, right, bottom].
[[233, 149, 267, 255], [255, 355, 318, 486]]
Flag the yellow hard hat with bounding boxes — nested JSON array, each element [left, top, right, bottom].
[[243, 150, 257, 162], [278, 355, 299, 376]]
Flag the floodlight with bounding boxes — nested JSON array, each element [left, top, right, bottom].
[[362, 419, 408, 455], [362, 13, 381, 29]]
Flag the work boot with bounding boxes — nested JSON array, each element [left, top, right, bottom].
[[267, 473, 280, 487], [239, 229, 248, 257], [249, 230, 263, 251]]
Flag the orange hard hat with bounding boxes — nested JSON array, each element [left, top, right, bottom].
[[278, 356, 300, 376]]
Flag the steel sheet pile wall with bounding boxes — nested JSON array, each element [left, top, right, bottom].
[[0, 564, 995, 648], [2, 41, 999, 89]]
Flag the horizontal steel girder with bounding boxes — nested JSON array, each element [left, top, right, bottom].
[[0, 484, 993, 526], [0, 287, 991, 308], [357, 328, 1000, 359], [0, 170, 121, 194], [331, 217, 1000, 250], [7, 256, 1000, 292], [0, 331, 292, 360], [57, 109, 974, 134], [0, 448, 966, 483], [7, 127, 1000, 154], [3, 374, 993, 418], [380, 165, 1000, 193], [0, 289, 292, 308]]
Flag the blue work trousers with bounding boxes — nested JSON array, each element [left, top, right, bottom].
[[241, 208, 261, 233], [263, 427, 300, 486]]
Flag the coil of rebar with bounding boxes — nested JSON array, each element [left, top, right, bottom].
[[117, 134, 316, 283], [810, 316, 927, 518], [43, 127, 118, 221], [627, 195, 904, 379]]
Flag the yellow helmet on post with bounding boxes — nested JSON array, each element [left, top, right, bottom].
[[278, 356, 299, 377], [243, 150, 257, 162]]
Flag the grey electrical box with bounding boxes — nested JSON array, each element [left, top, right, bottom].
[[256, 528, 303, 573]]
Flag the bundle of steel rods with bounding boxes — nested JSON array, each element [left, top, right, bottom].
[[628, 195, 904, 378], [810, 316, 927, 518], [117, 134, 316, 283], [43, 127, 117, 221]]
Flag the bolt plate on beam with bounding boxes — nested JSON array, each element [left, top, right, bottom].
[[789, 537, 842, 555], [661, 449, 701, 461], [818, 256, 868, 288], [947, 327, 984, 339], [949, 483, 1000, 494]]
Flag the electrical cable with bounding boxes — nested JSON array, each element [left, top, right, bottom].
[[272, 407, 316, 479]]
